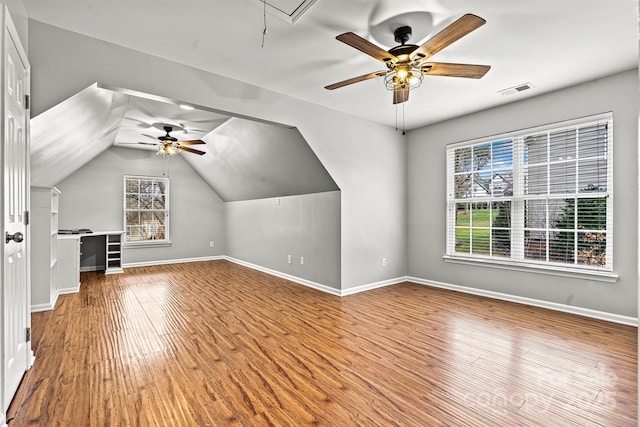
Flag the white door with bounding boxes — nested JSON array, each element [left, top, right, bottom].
[[2, 9, 30, 414]]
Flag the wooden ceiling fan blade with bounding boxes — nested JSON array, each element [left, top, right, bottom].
[[336, 32, 397, 63], [178, 139, 206, 145], [325, 70, 388, 90], [393, 87, 409, 104], [179, 146, 206, 155], [422, 62, 491, 79], [410, 14, 486, 62]]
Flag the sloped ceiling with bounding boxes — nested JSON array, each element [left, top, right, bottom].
[[30, 84, 338, 201], [22, 0, 639, 130], [26, 0, 636, 201], [30, 84, 129, 187], [190, 117, 338, 202]]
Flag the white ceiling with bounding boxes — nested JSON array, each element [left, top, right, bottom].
[[30, 84, 338, 201], [23, 0, 639, 130]]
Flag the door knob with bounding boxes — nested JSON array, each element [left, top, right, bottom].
[[6, 231, 23, 243]]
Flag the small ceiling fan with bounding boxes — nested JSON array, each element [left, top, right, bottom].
[[135, 125, 206, 156], [325, 13, 491, 104]]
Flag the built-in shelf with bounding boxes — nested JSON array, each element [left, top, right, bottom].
[[30, 186, 61, 312], [66, 231, 125, 275], [105, 233, 123, 274]]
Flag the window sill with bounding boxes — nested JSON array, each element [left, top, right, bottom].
[[442, 255, 618, 283], [124, 241, 172, 249]]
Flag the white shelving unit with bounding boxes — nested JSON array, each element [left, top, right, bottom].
[[30, 186, 61, 312], [65, 231, 124, 278], [105, 233, 123, 274]]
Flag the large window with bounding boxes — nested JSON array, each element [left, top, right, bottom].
[[124, 175, 170, 245], [446, 113, 613, 275]]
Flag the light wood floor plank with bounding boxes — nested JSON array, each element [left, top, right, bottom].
[[7, 260, 637, 426]]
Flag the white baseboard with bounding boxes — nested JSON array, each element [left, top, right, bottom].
[[30, 290, 59, 312], [225, 257, 342, 296], [30, 301, 55, 313], [341, 277, 406, 296], [123, 255, 224, 268], [224, 257, 405, 297], [57, 284, 80, 295], [42, 254, 637, 327], [31, 284, 80, 313], [407, 276, 638, 327]]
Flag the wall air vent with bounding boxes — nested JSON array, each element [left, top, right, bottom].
[[498, 82, 534, 96], [246, 0, 317, 24]]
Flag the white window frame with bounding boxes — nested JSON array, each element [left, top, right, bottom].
[[123, 175, 171, 247], [444, 113, 616, 282]]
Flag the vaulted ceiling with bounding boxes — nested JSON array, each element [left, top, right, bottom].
[[23, 0, 638, 129], [24, 0, 637, 201], [30, 84, 338, 201]]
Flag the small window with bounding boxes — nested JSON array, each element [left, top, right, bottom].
[[123, 175, 170, 245], [446, 113, 613, 275]]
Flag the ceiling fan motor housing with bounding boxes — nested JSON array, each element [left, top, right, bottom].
[[394, 26, 412, 45], [159, 126, 178, 142]]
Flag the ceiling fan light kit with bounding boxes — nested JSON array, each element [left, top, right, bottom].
[[125, 124, 207, 156], [325, 13, 491, 105], [383, 67, 424, 90], [157, 142, 180, 156]]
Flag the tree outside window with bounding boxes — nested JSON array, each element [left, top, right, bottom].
[[447, 113, 612, 273], [124, 176, 169, 244]]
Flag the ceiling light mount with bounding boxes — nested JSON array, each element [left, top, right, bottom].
[[393, 26, 412, 45], [158, 126, 179, 142]]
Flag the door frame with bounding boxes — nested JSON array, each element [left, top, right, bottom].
[[0, 5, 32, 422]]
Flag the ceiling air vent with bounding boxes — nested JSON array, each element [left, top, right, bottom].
[[498, 82, 534, 96], [247, 0, 317, 23]]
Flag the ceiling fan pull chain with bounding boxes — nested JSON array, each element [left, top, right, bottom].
[[395, 104, 398, 132], [261, 0, 268, 48], [402, 104, 406, 136]]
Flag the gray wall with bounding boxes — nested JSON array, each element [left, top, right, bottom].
[[28, 20, 407, 290], [407, 69, 638, 317], [226, 191, 341, 289], [56, 146, 226, 264]]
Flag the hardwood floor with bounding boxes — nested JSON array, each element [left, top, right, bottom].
[[7, 260, 637, 426]]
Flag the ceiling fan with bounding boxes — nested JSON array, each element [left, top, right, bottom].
[[135, 125, 206, 156], [325, 13, 491, 104]]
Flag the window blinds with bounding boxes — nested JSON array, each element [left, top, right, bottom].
[[446, 112, 613, 272]]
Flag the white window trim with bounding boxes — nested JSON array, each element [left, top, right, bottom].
[[442, 255, 618, 283], [445, 112, 615, 281], [123, 175, 171, 247]]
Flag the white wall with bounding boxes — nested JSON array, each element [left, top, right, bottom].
[[56, 146, 226, 264], [407, 70, 638, 318], [226, 191, 341, 289], [28, 20, 407, 290]]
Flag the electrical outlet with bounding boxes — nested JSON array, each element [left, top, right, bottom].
[[300, 256, 304, 265], [209, 241, 214, 248], [287, 255, 292, 264], [382, 257, 387, 267]]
